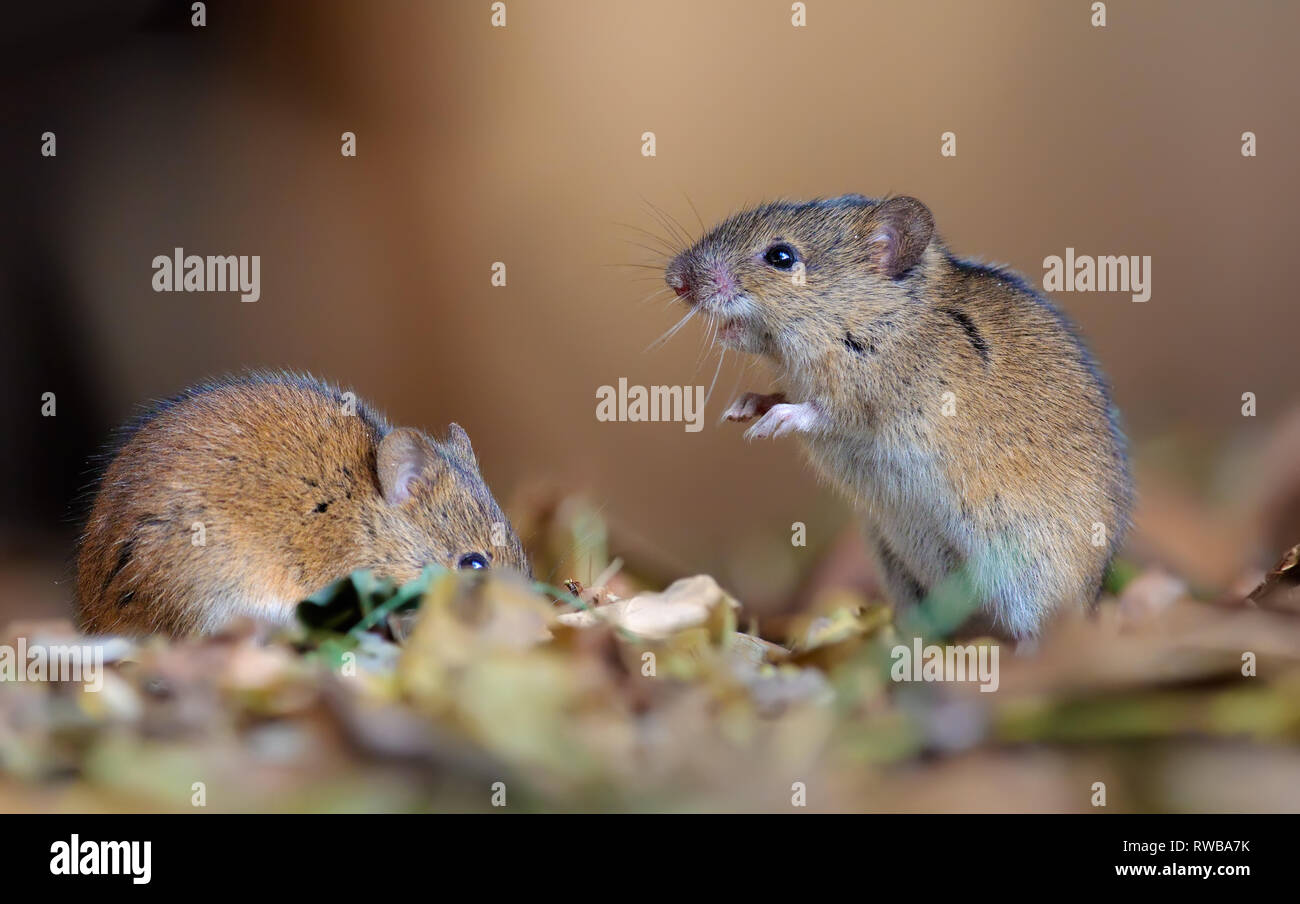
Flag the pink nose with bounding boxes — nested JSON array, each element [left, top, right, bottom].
[[673, 284, 691, 297]]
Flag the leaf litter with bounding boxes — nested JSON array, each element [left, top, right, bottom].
[[3, 505, 1300, 812]]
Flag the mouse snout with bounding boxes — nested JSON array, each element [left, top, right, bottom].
[[666, 252, 738, 308], [665, 272, 691, 297], [665, 257, 693, 301]]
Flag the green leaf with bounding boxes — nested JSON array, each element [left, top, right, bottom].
[[296, 566, 447, 637]]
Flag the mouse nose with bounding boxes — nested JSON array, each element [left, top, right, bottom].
[[665, 267, 694, 301]]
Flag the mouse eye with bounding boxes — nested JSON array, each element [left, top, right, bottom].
[[457, 552, 489, 570], [763, 243, 798, 270]]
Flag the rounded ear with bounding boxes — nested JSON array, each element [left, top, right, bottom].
[[445, 423, 476, 460], [377, 428, 440, 504], [865, 196, 934, 279]]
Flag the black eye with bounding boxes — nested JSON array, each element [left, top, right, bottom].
[[763, 243, 798, 270], [457, 552, 489, 570]]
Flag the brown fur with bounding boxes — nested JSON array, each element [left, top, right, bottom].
[[666, 195, 1131, 638], [76, 373, 528, 636]]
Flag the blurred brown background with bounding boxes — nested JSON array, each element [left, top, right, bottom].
[[2, 0, 1297, 623]]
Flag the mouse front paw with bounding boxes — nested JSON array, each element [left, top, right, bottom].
[[744, 401, 821, 440], [722, 391, 786, 423]]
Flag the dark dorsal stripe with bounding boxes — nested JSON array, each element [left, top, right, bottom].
[[940, 308, 990, 363]]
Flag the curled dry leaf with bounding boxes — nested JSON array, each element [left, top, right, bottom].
[[556, 574, 739, 641]]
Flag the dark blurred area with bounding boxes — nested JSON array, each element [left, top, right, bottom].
[[2, 0, 1298, 624]]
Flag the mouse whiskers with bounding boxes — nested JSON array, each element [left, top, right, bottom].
[[683, 192, 706, 234], [706, 347, 727, 407], [617, 222, 679, 258], [640, 198, 695, 251], [621, 238, 674, 261], [645, 305, 698, 353], [695, 315, 718, 371], [634, 286, 675, 308]]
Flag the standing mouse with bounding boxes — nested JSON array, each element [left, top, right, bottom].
[[76, 372, 528, 636], [665, 195, 1131, 639]]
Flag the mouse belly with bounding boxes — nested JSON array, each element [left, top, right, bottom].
[[803, 435, 1047, 637], [805, 436, 962, 583]]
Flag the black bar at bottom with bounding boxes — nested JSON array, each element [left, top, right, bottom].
[[1, 813, 1281, 890]]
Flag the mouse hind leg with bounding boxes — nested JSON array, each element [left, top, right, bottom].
[[870, 530, 1014, 639], [869, 533, 928, 612]]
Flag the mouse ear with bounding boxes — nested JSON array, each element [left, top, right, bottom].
[[865, 196, 934, 279], [445, 423, 476, 461], [377, 428, 442, 504]]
